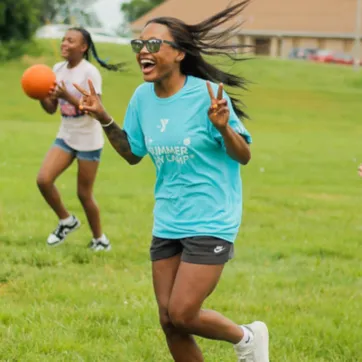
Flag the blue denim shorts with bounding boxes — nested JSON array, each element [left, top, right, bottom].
[[53, 138, 102, 162]]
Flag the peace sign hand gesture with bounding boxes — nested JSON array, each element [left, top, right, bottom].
[[73, 79, 109, 124], [51, 81, 70, 101], [207, 82, 230, 131]]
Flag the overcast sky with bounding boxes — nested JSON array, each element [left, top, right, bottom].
[[92, 0, 127, 30]]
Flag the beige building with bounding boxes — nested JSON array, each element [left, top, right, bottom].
[[131, 0, 362, 58]]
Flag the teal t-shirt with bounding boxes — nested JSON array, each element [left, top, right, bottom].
[[123, 76, 252, 242]]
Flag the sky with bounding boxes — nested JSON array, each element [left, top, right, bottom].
[[92, 0, 127, 30]]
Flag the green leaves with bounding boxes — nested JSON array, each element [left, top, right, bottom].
[[0, 0, 41, 42], [0, 0, 42, 61], [0, 0, 97, 61], [121, 0, 165, 23]]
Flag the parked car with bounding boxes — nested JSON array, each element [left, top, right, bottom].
[[288, 48, 318, 60], [332, 53, 357, 66], [309, 50, 335, 63]]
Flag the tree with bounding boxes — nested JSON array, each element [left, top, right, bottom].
[[121, 0, 165, 23], [0, 0, 99, 61], [0, 0, 41, 60], [39, 0, 67, 24], [39, 0, 98, 25], [0, 0, 40, 42]]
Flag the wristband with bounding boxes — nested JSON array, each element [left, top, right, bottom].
[[102, 117, 114, 128]]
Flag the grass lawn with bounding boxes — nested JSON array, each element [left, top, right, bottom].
[[0, 43, 361, 361]]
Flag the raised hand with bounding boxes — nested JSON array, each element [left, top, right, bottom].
[[207, 82, 230, 131], [51, 81, 70, 101], [73, 79, 110, 123]]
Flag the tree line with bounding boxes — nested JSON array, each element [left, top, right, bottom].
[[0, 0, 164, 61]]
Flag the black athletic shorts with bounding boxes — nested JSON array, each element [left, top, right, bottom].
[[150, 236, 234, 265]]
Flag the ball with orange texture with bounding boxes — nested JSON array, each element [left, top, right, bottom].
[[21, 64, 56, 100]]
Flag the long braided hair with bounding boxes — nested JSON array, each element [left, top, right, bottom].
[[69, 27, 124, 72]]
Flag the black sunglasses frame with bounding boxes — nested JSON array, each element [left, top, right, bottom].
[[130, 38, 179, 53]]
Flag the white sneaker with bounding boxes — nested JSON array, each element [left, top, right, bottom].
[[47, 215, 81, 246], [234, 321, 269, 362], [88, 234, 111, 251]]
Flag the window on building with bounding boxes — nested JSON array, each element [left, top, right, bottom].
[[255, 38, 271, 55]]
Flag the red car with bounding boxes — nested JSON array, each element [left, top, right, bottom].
[[309, 50, 335, 63], [332, 53, 358, 66]]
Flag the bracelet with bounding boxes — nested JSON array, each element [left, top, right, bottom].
[[101, 117, 114, 128]]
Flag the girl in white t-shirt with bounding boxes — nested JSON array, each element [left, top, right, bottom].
[[37, 27, 122, 251]]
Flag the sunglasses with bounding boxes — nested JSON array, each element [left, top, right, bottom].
[[130, 38, 178, 54]]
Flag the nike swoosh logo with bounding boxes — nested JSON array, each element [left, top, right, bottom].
[[214, 246, 225, 253]]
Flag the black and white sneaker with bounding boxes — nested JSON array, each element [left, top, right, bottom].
[[88, 234, 111, 251], [47, 215, 81, 246]]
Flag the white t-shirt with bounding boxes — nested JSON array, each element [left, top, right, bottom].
[[53, 59, 104, 151]]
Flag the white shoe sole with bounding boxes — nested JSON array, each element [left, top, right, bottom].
[[93, 244, 111, 252]]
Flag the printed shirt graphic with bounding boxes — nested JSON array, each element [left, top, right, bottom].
[[123, 76, 252, 243], [53, 59, 104, 151]]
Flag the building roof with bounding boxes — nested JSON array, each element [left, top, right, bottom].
[[131, 0, 361, 38]]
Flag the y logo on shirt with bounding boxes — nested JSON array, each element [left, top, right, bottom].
[[158, 119, 169, 133]]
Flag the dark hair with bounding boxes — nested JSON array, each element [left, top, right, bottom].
[[69, 27, 124, 72], [146, 0, 252, 118]]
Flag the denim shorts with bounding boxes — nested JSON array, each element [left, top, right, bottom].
[[53, 138, 102, 162]]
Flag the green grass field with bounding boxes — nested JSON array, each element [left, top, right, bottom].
[[0, 43, 362, 361]]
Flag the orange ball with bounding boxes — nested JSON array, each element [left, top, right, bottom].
[[21, 64, 56, 100]]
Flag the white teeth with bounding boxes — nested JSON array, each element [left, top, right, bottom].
[[140, 59, 155, 65]]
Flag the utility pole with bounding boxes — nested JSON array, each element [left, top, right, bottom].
[[354, 0, 361, 71]]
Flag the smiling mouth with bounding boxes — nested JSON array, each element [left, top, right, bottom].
[[140, 59, 156, 73]]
